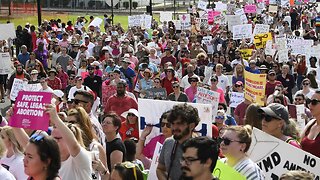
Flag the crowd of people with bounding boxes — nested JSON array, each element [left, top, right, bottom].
[[0, 1, 320, 179]]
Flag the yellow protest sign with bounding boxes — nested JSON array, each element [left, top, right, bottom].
[[244, 70, 267, 106], [239, 49, 253, 60], [213, 160, 246, 180], [254, 32, 272, 49]]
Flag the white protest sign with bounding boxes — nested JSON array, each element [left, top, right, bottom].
[[265, 40, 276, 56], [269, 5, 277, 13], [138, 99, 212, 143], [234, 9, 248, 24], [203, 66, 214, 85], [128, 15, 152, 29], [174, 20, 182, 30], [0, 52, 12, 74], [232, 24, 252, 40], [25, 83, 42, 92], [10, 78, 28, 101], [0, 23, 16, 40], [227, 15, 242, 32], [179, 14, 191, 30], [281, 0, 289, 7], [275, 37, 287, 50], [144, 15, 152, 29], [248, 128, 320, 180], [197, 0, 208, 10], [202, 36, 213, 54], [195, 87, 220, 121], [88, 17, 103, 28], [214, 2, 227, 11], [229, 92, 244, 108], [277, 49, 289, 63], [227, 4, 236, 14], [253, 24, 270, 35], [296, 104, 305, 133], [160, 12, 173, 22], [147, 142, 163, 180]]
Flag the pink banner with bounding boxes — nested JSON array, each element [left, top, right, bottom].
[[244, 5, 257, 13], [257, 0, 263, 2], [208, 10, 221, 24], [9, 91, 52, 131]]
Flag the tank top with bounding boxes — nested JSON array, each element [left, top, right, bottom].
[[301, 120, 320, 158]]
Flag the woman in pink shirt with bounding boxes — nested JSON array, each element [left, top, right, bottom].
[[210, 75, 226, 104], [185, 76, 199, 102]]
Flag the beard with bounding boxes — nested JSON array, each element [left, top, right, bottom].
[[173, 126, 190, 140], [16, 70, 23, 75], [117, 90, 125, 96], [180, 168, 193, 180]]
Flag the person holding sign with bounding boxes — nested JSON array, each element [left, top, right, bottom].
[[220, 125, 265, 180], [258, 103, 301, 148]]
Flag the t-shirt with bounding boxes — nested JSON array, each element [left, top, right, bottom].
[[217, 74, 230, 93], [233, 158, 265, 180], [0, 153, 28, 180], [104, 95, 138, 118], [234, 102, 250, 125], [119, 122, 139, 141], [59, 148, 92, 180], [0, 167, 15, 180], [143, 134, 166, 159], [158, 138, 183, 180], [106, 138, 126, 170], [56, 55, 71, 72]]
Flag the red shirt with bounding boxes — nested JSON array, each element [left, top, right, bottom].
[[161, 76, 179, 95], [161, 55, 176, 68], [234, 102, 250, 125], [301, 120, 320, 158], [265, 80, 282, 98], [47, 77, 62, 90], [119, 122, 139, 141], [105, 95, 138, 120]]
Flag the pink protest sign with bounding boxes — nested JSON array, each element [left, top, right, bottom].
[[257, 0, 263, 2], [244, 5, 257, 13], [208, 10, 221, 24], [9, 91, 52, 131]]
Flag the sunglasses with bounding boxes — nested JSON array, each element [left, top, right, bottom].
[[219, 137, 242, 146], [172, 85, 179, 88], [269, 73, 276, 76], [161, 122, 171, 128], [260, 113, 274, 122], [310, 99, 320, 106], [211, 79, 217, 82], [215, 115, 225, 120], [73, 99, 88, 104], [235, 85, 242, 88], [303, 83, 310, 86], [127, 113, 136, 117]]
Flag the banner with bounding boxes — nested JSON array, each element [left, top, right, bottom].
[[0, 52, 11, 75], [197, 0, 208, 10], [179, 14, 191, 30], [253, 24, 270, 35], [244, 5, 257, 13], [195, 87, 220, 121], [147, 142, 163, 180], [239, 49, 253, 60], [0, 23, 16, 40], [227, 15, 242, 32], [232, 24, 252, 40], [213, 160, 246, 179], [248, 128, 320, 180], [234, 9, 248, 24], [10, 78, 28, 101], [128, 15, 152, 29], [144, 88, 167, 100], [277, 49, 289, 63], [229, 92, 245, 108], [138, 99, 212, 143], [254, 33, 272, 49], [160, 12, 173, 22], [88, 17, 103, 28], [244, 70, 266, 106], [9, 91, 52, 131], [101, 84, 117, 106]]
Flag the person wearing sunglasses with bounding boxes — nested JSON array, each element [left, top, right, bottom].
[[258, 103, 301, 148], [136, 111, 172, 169], [210, 76, 226, 104], [220, 125, 265, 180], [180, 65, 200, 91], [214, 110, 228, 134], [301, 90, 320, 158], [68, 76, 93, 101], [180, 136, 220, 180], [185, 76, 199, 102], [167, 81, 189, 102], [265, 70, 282, 98], [294, 78, 315, 100], [111, 161, 144, 180], [119, 109, 140, 141]]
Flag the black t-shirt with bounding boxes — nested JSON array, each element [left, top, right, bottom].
[[106, 138, 126, 171], [83, 75, 102, 97]]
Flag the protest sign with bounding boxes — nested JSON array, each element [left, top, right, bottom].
[[128, 15, 152, 29], [244, 5, 257, 13], [202, 36, 214, 54], [234, 9, 248, 24], [160, 12, 173, 22], [179, 14, 191, 30], [269, 5, 278, 13], [25, 83, 42, 92], [195, 87, 220, 121], [227, 15, 242, 32], [248, 128, 320, 180], [264, 40, 276, 56], [295, 104, 306, 132], [203, 66, 214, 85], [214, 14, 226, 25], [244, 70, 266, 106], [101, 84, 117, 106], [229, 92, 245, 108], [9, 91, 52, 131], [239, 49, 253, 60], [213, 160, 246, 179], [208, 10, 221, 23], [277, 49, 289, 63], [147, 142, 163, 180], [281, 0, 290, 6], [174, 20, 182, 30], [197, 0, 208, 10], [0, 52, 12, 74], [88, 17, 103, 28], [138, 99, 212, 143], [10, 78, 28, 101], [0, 23, 16, 40], [254, 33, 272, 49], [144, 88, 167, 100], [232, 24, 252, 40], [214, 2, 227, 11], [227, 4, 236, 14], [275, 36, 287, 50], [253, 24, 270, 35]]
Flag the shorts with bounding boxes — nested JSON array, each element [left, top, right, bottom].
[[0, 74, 8, 85]]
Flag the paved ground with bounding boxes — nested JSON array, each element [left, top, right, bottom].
[[0, 97, 11, 117]]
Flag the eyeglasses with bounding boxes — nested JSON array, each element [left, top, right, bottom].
[[295, 98, 303, 101], [180, 157, 200, 166], [219, 137, 242, 146], [215, 115, 225, 120], [73, 99, 88, 105], [161, 122, 171, 128], [172, 85, 179, 88], [127, 113, 136, 117], [120, 162, 138, 180], [303, 83, 310, 86], [310, 99, 320, 106], [269, 73, 276, 76], [235, 85, 242, 88]]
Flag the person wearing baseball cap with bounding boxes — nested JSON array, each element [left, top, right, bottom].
[[258, 103, 300, 148], [265, 70, 282, 98]]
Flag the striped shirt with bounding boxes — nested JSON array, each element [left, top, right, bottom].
[[234, 157, 265, 180]]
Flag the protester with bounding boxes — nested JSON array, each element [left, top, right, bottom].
[[167, 81, 189, 102], [111, 162, 144, 180], [0, 137, 15, 179], [119, 109, 140, 141]]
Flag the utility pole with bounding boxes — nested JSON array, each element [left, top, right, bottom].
[[149, 0, 152, 16], [129, 0, 132, 15], [37, 0, 41, 27], [173, 0, 176, 20], [111, 0, 114, 25]]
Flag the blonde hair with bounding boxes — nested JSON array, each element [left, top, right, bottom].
[[280, 170, 314, 180], [65, 123, 85, 148], [0, 126, 24, 154], [226, 125, 252, 152]]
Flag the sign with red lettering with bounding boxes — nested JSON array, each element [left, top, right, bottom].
[[244, 5, 257, 13], [195, 87, 220, 121]]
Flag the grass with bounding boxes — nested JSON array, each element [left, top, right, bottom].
[[0, 12, 160, 31]]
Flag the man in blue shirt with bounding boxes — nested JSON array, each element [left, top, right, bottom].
[[17, 45, 29, 67], [120, 58, 136, 91], [245, 60, 260, 74]]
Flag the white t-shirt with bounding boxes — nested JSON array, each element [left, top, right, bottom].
[[67, 85, 92, 100], [0, 167, 16, 180], [294, 89, 315, 100], [231, 59, 249, 68], [59, 148, 92, 180], [0, 153, 28, 180], [216, 74, 230, 93], [40, 86, 54, 93], [180, 74, 200, 90]]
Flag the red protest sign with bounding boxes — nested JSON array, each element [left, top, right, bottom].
[[9, 91, 52, 131]]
